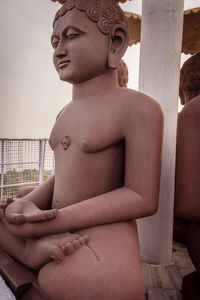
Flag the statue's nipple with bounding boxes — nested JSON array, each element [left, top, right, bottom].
[[61, 136, 71, 150], [81, 140, 88, 149]]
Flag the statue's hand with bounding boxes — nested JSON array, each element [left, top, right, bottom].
[[5, 200, 57, 225], [0, 198, 14, 221]]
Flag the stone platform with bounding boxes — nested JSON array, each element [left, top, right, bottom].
[[143, 241, 195, 300], [0, 250, 46, 300]]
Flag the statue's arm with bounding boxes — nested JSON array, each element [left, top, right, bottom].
[[5, 97, 164, 239], [19, 175, 55, 210]]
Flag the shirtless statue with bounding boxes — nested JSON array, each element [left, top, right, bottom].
[[175, 54, 200, 298], [0, 1, 164, 299], [175, 53, 200, 222]]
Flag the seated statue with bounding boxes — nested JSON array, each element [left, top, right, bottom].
[[0, 1, 164, 299], [175, 54, 200, 298], [175, 53, 200, 222]]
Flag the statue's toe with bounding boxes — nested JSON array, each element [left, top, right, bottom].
[[49, 245, 65, 264], [61, 242, 74, 255]]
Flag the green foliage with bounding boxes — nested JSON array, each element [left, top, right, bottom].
[[0, 168, 52, 199]]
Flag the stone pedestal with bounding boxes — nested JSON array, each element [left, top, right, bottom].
[[0, 249, 46, 300]]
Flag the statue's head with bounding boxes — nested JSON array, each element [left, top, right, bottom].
[[179, 53, 200, 105], [51, 0, 129, 84]]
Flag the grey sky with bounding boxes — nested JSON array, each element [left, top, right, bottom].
[[0, 0, 199, 138]]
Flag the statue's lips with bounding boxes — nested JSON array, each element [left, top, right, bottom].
[[58, 60, 70, 68]]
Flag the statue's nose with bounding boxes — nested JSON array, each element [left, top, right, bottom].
[[55, 49, 67, 58]]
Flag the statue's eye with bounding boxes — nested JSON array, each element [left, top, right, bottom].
[[66, 33, 79, 39], [65, 28, 80, 40], [51, 39, 59, 49]]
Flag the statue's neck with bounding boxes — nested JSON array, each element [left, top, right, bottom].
[[72, 69, 118, 101]]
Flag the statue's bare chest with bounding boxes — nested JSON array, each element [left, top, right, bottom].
[[49, 101, 123, 153]]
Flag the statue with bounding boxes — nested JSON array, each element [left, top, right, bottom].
[[0, 1, 164, 299], [175, 53, 200, 299], [175, 53, 200, 221], [117, 59, 128, 87]]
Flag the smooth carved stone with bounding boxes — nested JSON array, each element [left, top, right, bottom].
[[83, 234, 90, 243], [62, 243, 74, 255], [81, 139, 88, 148], [72, 239, 82, 249], [61, 136, 71, 150], [49, 245, 65, 264], [55, 200, 59, 209], [0, 1, 164, 299], [49, 234, 91, 264]]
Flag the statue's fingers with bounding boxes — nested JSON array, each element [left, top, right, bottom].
[[24, 209, 57, 223], [42, 208, 57, 220], [23, 212, 45, 223], [6, 213, 25, 225], [15, 214, 26, 225]]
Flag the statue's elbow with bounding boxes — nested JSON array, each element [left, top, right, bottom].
[[146, 198, 159, 216], [148, 204, 158, 216]]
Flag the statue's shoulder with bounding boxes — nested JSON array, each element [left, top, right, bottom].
[[181, 95, 200, 115], [114, 88, 164, 119], [55, 102, 72, 120]]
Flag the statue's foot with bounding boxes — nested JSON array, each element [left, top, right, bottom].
[[24, 233, 90, 270], [49, 234, 90, 264]]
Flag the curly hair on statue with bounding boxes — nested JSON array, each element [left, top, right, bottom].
[[180, 53, 200, 104], [52, 0, 127, 35]]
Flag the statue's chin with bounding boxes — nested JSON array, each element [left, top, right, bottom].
[[58, 66, 111, 85]]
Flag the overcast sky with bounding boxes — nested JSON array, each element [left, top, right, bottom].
[[0, 0, 199, 138]]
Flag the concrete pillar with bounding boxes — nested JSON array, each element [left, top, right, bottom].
[[137, 0, 184, 264]]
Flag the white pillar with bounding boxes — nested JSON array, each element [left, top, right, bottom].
[[137, 0, 184, 264]]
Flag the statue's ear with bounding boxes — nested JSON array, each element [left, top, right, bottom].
[[108, 25, 129, 69]]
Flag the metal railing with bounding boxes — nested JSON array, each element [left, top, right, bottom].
[[0, 139, 54, 199]]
